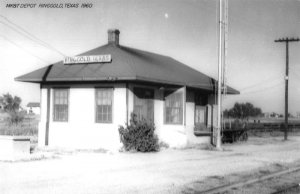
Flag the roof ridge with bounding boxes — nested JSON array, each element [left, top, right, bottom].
[[113, 46, 137, 78], [120, 45, 215, 80], [120, 45, 171, 59]]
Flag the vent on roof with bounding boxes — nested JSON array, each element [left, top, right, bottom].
[[108, 29, 120, 46]]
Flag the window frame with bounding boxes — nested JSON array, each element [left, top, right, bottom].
[[95, 87, 114, 123], [164, 90, 183, 125], [194, 93, 208, 125], [133, 87, 154, 122], [194, 92, 210, 135], [53, 88, 69, 122], [194, 105, 207, 125]]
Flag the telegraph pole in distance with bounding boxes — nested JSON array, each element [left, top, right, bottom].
[[216, 0, 224, 149], [274, 37, 299, 140]]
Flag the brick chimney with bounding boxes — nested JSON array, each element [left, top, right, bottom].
[[108, 29, 120, 46]]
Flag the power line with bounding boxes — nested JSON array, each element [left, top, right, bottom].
[[0, 15, 66, 57], [0, 35, 51, 64], [0, 15, 66, 56], [241, 81, 284, 95], [0, 21, 42, 46], [290, 71, 300, 81], [239, 76, 282, 91], [290, 64, 300, 70], [0, 20, 58, 58], [275, 37, 300, 141]]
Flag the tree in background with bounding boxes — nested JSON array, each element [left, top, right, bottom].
[[0, 93, 21, 112], [224, 102, 262, 121], [0, 93, 24, 124]]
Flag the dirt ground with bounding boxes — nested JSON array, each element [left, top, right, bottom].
[[1, 134, 300, 194], [222, 169, 300, 194]]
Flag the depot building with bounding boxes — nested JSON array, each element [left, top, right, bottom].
[[16, 29, 239, 150]]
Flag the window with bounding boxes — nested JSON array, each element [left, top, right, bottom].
[[95, 88, 113, 123], [194, 92, 209, 133], [165, 91, 183, 124], [195, 106, 207, 125], [194, 93, 207, 126], [133, 88, 154, 121], [53, 89, 69, 122]]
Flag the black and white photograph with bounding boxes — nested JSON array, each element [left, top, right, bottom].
[[0, 0, 300, 193]]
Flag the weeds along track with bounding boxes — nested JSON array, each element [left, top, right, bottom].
[[196, 166, 300, 194]]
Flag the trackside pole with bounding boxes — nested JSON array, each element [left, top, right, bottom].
[[274, 37, 299, 141], [216, 0, 224, 149]]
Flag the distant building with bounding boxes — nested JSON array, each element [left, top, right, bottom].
[[26, 102, 40, 115], [264, 112, 270, 118], [269, 112, 280, 118]]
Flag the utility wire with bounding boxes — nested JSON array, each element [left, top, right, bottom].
[[241, 81, 284, 95], [290, 65, 300, 71], [239, 76, 282, 91], [0, 15, 66, 57], [290, 70, 300, 80], [0, 35, 51, 64], [0, 20, 53, 54]]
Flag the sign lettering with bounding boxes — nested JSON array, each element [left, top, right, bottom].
[[64, 55, 111, 64]]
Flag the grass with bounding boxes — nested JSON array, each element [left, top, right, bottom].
[[0, 113, 39, 143], [224, 117, 300, 124], [1, 152, 59, 163], [184, 162, 291, 193], [0, 122, 38, 136]]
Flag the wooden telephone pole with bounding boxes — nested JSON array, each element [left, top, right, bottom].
[[274, 37, 299, 140], [216, 0, 228, 149], [216, 0, 223, 149]]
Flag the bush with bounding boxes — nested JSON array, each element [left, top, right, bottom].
[[118, 113, 159, 152], [0, 120, 38, 137], [0, 113, 38, 140], [6, 111, 25, 125], [0, 123, 37, 136]]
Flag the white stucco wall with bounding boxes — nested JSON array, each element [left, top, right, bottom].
[[185, 101, 210, 145], [39, 84, 126, 151], [39, 83, 214, 150], [38, 88, 47, 147], [185, 89, 211, 145], [26, 107, 40, 115], [127, 84, 187, 148], [157, 87, 187, 148]]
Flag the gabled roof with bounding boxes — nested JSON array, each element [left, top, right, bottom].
[[27, 102, 40, 107], [15, 37, 239, 94]]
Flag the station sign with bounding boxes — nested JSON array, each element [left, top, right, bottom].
[[64, 55, 111, 64]]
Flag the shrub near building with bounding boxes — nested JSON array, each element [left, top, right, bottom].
[[118, 113, 159, 152]]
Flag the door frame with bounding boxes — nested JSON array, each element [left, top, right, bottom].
[[133, 87, 155, 122]]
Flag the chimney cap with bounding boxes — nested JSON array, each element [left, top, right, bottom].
[[108, 29, 120, 46], [108, 29, 120, 34]]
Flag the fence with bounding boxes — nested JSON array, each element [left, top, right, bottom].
[[222, 121, 300, 143]]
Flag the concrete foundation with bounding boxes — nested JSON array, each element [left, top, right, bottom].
[[0, 136, 31, 160]]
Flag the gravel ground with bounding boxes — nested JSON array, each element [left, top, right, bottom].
[[0, 134, 300, 194], [215, 167, 300, 194]]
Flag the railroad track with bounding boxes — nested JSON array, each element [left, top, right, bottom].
[[194, 166, 300, 194], [272, 183, 300, 194]]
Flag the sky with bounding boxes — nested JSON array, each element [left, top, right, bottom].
[[0, 0, 299, 115]]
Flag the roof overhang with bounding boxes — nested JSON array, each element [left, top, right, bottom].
[[16, 75, 239, 95]]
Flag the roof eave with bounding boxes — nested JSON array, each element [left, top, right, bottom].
[[14, 77, 42, 83], [15, 75, 239, 94], [226, 86, 240, 95]]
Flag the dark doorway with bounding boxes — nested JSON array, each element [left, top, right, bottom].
[[133, 87, 154, 122]]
